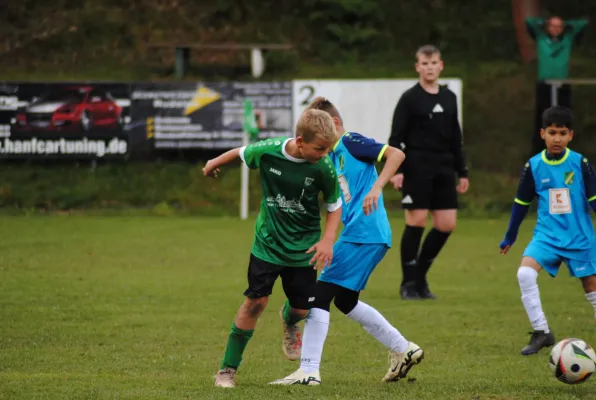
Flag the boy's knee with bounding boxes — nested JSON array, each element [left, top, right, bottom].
[[517, 266, 538, 287], [405, 210, 428, 227], [311, 281, 340, 311], [431, 210, 457, 232], [435, 221, 456, 232], [581, 275, 596, 293], [334, 289, 359, 315], [432, 216, 456, 232], [289, 307, 310, 319], [244, 296, 269, 318]]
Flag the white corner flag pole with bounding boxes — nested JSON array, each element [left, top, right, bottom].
[[240, 129, 249, 220]]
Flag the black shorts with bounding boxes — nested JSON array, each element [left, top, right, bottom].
[[401, 161, 458, 211], [243, 254, 317, 310]]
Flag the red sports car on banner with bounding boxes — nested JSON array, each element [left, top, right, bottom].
[[12, 86, 123, 133]]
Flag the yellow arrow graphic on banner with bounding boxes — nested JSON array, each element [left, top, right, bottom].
[[184, 86, 221, 116]]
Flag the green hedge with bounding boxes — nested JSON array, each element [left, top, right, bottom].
[[0, 161, 520, 216]]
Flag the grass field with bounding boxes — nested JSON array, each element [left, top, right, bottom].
[[1, 215, 595, 400]]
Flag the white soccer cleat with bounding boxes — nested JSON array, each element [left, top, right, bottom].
[[269, 368, 321, 385], [382, 341, 424, 382], [280, 305, 303, 361], [214, 367, 236, 388]]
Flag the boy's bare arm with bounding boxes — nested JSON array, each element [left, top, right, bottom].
[[375, 146, 405, 190], [307, 207, 342, 270], [364, 146, 404, 215], [203, 148, 241, 177]]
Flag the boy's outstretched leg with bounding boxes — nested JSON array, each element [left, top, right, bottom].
[[336, 293, 423, 382], [215, 296, 268, 388], [517, 258, 555, 355]]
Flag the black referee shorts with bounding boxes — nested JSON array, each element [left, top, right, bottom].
[[243, 253, 317, 310], [401, 158, 458, 211]]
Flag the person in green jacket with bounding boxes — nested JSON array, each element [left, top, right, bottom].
[[526, 15, 589, 154]]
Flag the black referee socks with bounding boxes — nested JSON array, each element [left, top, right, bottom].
[[400, 225, 425, 284]]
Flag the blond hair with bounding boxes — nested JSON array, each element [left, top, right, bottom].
[[306, 96, 342, 122], [295, 108, 336, 143]]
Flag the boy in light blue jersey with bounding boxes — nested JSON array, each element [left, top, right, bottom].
[[271, 98, 424, 385], [500, 106, 596, 356]]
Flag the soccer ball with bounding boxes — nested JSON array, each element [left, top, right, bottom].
[[548, 338, 596, 384]]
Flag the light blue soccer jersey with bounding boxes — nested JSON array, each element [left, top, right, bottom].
[[517, 149, 596, 253], [329, 132, 392, 246]]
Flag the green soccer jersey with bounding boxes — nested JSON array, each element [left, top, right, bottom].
[[526, 17, 589, 80], [240, 137, 342, 267]]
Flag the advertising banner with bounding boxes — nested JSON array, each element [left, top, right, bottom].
[[130, 81, 293, 150], [0, 79, 464, 159], [0, 82, 132, 159]]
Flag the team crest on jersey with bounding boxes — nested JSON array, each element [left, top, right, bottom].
[[564, 171, 575, 185], [304, 177, 314, 186]]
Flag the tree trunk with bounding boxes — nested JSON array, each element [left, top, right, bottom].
[[512, 0, 540, 63]]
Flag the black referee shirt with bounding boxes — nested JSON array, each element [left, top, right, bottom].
[[389, 83, 468, 177]]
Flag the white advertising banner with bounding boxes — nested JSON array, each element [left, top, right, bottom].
[[292, 79, 463, 143]]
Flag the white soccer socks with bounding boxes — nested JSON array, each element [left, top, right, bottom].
[[346, 301, 408, 353], [586, 291, 596, 318], [299, 308, 330, 373], [517, 266, 549, 333]]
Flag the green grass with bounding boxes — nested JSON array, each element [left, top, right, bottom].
[[1, 216, 595, 399]]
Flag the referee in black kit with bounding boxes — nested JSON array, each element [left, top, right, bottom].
[[388, 45, 469, 300]]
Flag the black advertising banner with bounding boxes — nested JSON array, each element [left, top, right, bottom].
[[0, 81, 293, 159], [0, 82, 133, 159], [130, 82, 292, 150]]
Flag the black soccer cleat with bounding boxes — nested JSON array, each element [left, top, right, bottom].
[[400, 281, 421, 300], [520, 330, 555, 355], [417, 285, 437, 300]]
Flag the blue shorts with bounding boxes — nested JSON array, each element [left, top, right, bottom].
[[318, 241, 389, 291], [523, 240, 596, 278]]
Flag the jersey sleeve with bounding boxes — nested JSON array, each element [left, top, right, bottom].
[[342, 133, 388, 164], [389, 94, 409, 173], [514, 161, 536, 205], [388, 94, 409, 151], [320, 157, 342, 212], [525, 17, 544, 40], [239, 140, 273, 169], [581, 157, 596, 201], [566, 19, 589, 40]]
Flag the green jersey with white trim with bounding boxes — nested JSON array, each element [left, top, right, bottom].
[[240, 137, 341, 267]]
